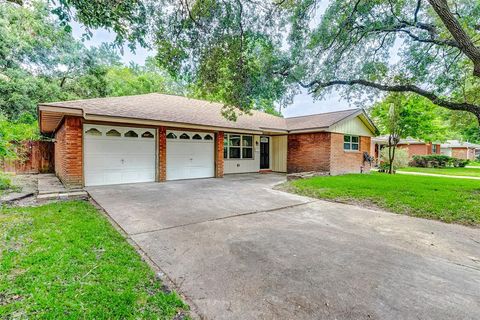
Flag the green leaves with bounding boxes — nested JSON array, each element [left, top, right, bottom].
[[0, 114, 39, 159], [370, 93, 448, 142]]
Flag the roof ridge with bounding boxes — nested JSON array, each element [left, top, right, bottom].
[[285, 108, 360, 119]]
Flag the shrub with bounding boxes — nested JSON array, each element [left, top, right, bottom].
[[379, 147, 409, 170], [410, 155, 469, 168], [411, 155, 450, 167], [452, 158, 470, 168]]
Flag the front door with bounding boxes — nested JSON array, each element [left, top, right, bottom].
[[260, 136, 270, 169]]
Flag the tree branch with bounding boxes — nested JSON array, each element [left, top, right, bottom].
[[305, 79, 480, 121], [427, 0, 480, 77]]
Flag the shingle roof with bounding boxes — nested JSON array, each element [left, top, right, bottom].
[[441, 140, 480, 149], [372, 135, 430, 145], [40, 93, 286, 132], [285, 109, 360, 131], [39, 93, 375, 134]]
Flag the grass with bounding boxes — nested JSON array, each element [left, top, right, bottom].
[[398, 166, 480, 177], [286, 173, 480, 225], [0, 172, 17, 195], [469, 161, 480, 167], [0, 201, 188, 319]]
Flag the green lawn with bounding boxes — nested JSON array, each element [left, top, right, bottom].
[[0, 201, 188, 319], [398, 166, 480, 177], [469, 161, 480, 167], [286, 173, 480, 225]]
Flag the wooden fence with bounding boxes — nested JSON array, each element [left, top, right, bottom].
[[2, 141, 54, 174]]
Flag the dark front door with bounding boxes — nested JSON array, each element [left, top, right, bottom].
[[260, 137, 270, 169]]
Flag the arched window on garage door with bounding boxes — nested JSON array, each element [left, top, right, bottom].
[[124, 130, 138, 138], [85, 128, 102, 136], [106, 129, 121, 137], [141, 131, 154, 138]]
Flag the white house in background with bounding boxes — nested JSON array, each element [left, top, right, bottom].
[[440, 140, 480, 160]]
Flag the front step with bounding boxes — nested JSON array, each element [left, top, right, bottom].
[[36, 191, 89, 203]]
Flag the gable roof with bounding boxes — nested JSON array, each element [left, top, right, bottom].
[[38, 93, 377, 135], [285, 108, 377, 134], [441, 140, 480, 149], [372, 135, 432, 145]]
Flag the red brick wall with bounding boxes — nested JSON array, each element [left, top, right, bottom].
[[54, 116, 83, 187], [329, 134, 371, 175], [451, 147, 475, 160], [158, 127, 167, 181], [287, 132, 331, 173], [397, 144, 428, 159], [215, 131, 224, 178]]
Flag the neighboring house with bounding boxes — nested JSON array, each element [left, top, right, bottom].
[[370, 136, 440, 161], [38, 93, 377, 187], [440, 140, 480, 160]]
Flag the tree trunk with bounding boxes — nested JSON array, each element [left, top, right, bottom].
[[428, 0, 480, 77], [388, 144, 397, 174], [387, 134, 398, 174]]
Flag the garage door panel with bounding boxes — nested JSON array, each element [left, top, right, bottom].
[[166, 131, 215, 181], [84, 125, 156, 186]]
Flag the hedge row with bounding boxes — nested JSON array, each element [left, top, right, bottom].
[[410, 155, 470, 168]]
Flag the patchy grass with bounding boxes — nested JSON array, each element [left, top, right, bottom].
[[0, 201, 188, 319], [398, 166, 480, 177], [286, 173, 480, 225], [0, 172, 19, 195]]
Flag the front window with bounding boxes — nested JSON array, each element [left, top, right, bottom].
[[344, 135, 359, 151], [224, 134, 254, 159], [432, 144, 438, 153]]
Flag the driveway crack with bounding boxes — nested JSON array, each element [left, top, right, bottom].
[[130, 200, 318, 236]]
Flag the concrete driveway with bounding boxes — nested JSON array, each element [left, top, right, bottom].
[[87, 174, 480, 320]]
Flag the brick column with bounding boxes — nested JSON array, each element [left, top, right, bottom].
[[55, 116, 83, 187], [215, 131, 224, 178], [158, 126, 167, 181]]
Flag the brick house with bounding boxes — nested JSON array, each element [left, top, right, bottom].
[[38, 93, 377, 187], [440, 140, 480, 160], [371, 136, 441, 161]]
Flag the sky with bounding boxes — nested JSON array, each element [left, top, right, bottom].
[[71, 15, 353, 118]]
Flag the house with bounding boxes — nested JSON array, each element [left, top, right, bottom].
[[440, 140, 480, 160], [38, 93, 377, 187], [371, 136, 441, 161]]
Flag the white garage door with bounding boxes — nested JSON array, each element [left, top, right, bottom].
[[84, 124, 156, 186], [166, 130, 215, 180]]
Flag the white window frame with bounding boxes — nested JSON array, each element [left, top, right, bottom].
[[224, 133, 254, 160], [344, 135, 360, 151]]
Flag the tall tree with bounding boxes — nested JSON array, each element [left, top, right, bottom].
[[8, 0, 480, 122], [0, 1, 123, 119], [289, 0, 480, 122], [370, 93, 447, 173]]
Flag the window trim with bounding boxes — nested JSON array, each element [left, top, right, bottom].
[[343, 135, 360, 151], [224, 133, 254, 160]]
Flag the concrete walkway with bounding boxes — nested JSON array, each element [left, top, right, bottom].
[[88, 174, 480, 320], [37, 174, 88, 202], [396, 170, 480, 180]]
